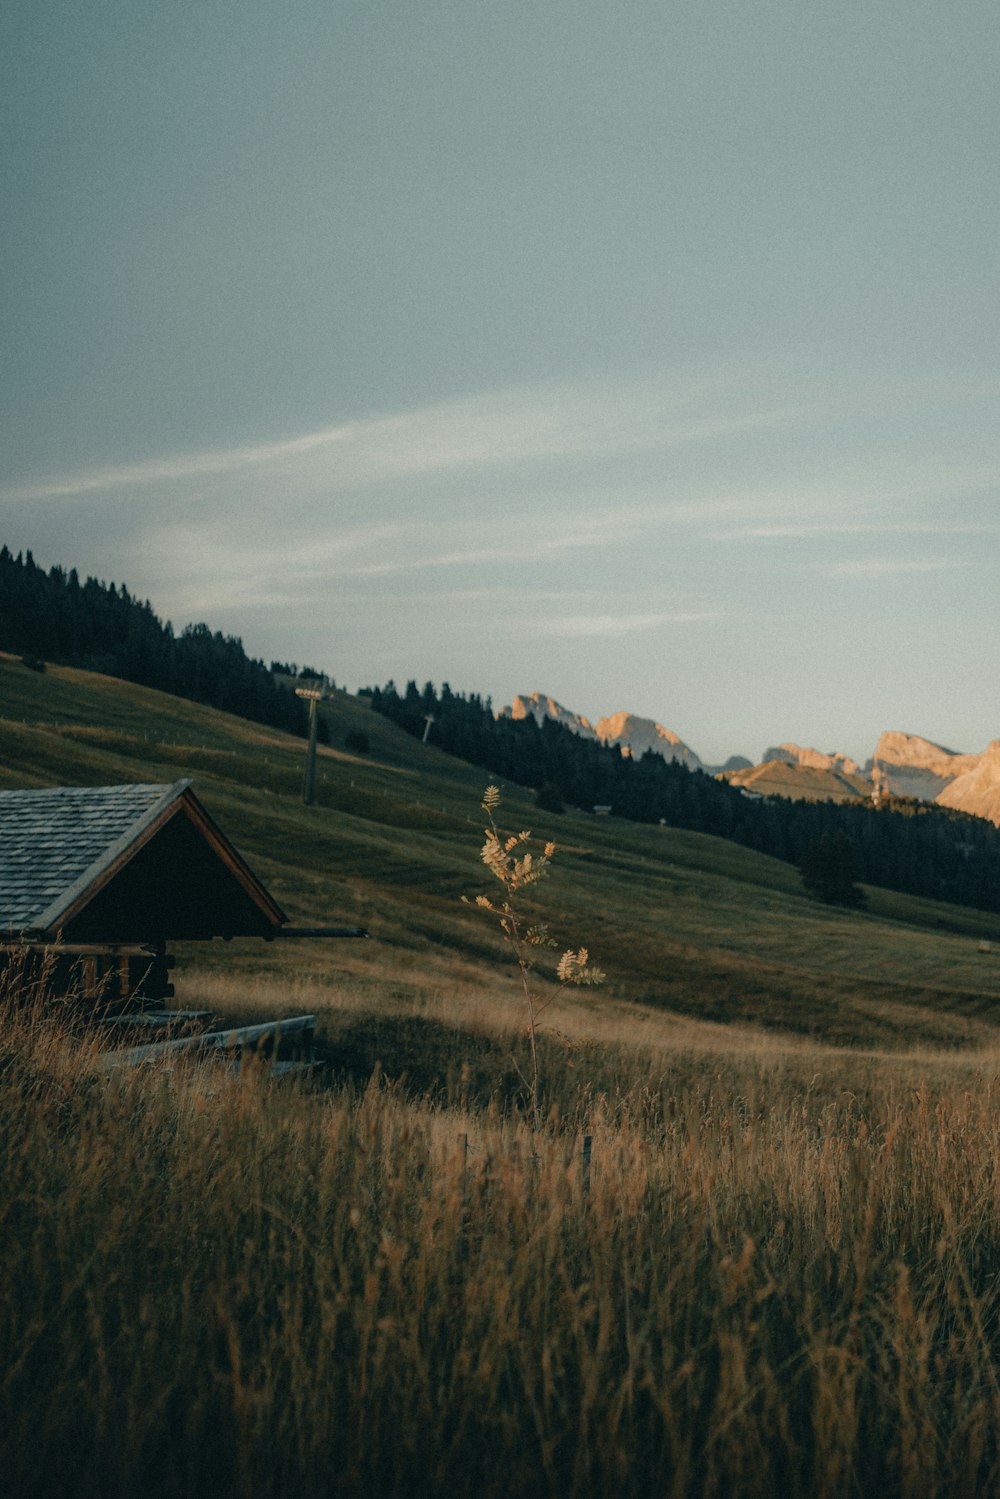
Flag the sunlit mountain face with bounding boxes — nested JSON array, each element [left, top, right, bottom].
[[502, 692, 1000, 824]]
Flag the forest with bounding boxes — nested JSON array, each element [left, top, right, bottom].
[[4, 540, 997, 915], [367, 679, 1000, 914], [0, 547, 312, 739]]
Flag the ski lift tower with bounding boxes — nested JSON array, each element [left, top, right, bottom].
[[295, 683, 324, 806]]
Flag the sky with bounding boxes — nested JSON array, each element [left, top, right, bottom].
[[2, 0, 998, 766]]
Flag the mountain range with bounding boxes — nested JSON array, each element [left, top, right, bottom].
[[502, 693, 1000, 828]]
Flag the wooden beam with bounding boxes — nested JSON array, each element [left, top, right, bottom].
[[0, 941, 163, 957], [103, 1014, 316, 1068], [97, 1010, 213, 1032], [269, 926, 368, 939]]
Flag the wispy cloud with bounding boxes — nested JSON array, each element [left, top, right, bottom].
[[0, 369, 807, 506], [0, 426, 359, 504], [135, 501, 668, 598], [541, 611, 717, 638], [348, 508, 656, 576], [5, 357, 995, 749], [820, 558, 969, 578], [725, 521, 1000, 541], [705, 472, 1000, 544]]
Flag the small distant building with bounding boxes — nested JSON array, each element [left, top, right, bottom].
[[592, 804, 613, 817], [0, 780, 291, 1007]]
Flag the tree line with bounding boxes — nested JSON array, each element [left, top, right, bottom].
[[366, 679, 1000, 914], [0, 547, 314, 739]]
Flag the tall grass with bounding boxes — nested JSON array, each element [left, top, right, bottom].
[[4, 979, 1000, 1498]]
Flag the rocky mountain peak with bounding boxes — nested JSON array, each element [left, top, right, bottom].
[[499, 694, 703, 768], [497, 695, 1000, 826], [934, 739, 1000, 825], [503, 692, 597, 738], [762, 743, 861, 776], [594, 712, 703, 770], [871, 731, 982, 800]]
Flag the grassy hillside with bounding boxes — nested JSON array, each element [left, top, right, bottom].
[[3, 650, 1000, 1056], [9, 651, 1000, 1498], [721, 757, 871, 803]]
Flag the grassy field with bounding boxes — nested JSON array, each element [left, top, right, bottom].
[[3, 649, 1000, 1055], [4, 652, 1000, 1496], [5, 983, 1000, 1498]]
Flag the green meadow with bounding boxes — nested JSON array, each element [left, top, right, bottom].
[[4, 651, 1000, 1497]]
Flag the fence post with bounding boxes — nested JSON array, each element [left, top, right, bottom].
[[457, 1132, 469, 1264], [582, 1134, 592, 1195]]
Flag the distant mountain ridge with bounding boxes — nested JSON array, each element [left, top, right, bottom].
[[870, 731, 982, 800], [500, 692, 1000, 827], [595, 711, 703, 771], [764, 743, 861, 777], [504, 692, 599, 740], [368, 678, 1000, 913], [936, 741, 1000, 826], [503, 693, 703, 771]]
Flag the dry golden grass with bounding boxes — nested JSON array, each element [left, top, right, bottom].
[[7, 656, 1000, 1493], [188, 940, 1000, 1082], [5, 964, 1000, 1499]]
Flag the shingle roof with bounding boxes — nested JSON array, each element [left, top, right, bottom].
[[0, 781, 187, 935]]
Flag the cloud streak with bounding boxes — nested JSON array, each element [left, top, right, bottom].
[[819, 558, 970, 578], [724, 520, 1000, 541], [0, 368, 807, 506], [3, 354, 996, 774], [542, 611, 718, 639]]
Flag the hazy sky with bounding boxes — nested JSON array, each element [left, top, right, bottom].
[[2, 1, 998, 764]]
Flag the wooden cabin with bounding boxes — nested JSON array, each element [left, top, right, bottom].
[[0, 780, 294, 1009]]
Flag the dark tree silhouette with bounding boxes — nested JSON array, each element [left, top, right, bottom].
[[0, 546, 310, 739], [800, 831, 868, 908]]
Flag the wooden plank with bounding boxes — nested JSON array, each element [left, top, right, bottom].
[[270, 926, 368, 939], [199, 1015, 315, 1051], [97, 1010, 214, 1031], [0, 941, 162, 957], [102, 1014, 316, 1068]]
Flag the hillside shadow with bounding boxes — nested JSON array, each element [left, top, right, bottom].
[[317, 1012, 524, 1108]]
